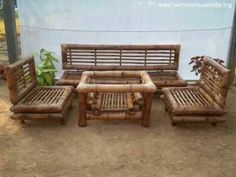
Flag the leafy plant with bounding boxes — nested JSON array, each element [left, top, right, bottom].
[[35, 49, 58, 86], [189, 56, 224, 76]]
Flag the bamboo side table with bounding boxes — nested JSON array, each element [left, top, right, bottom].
[[76, 71, 157, 127]]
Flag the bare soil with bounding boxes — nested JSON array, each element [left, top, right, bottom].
[[0, 80, 236, 177]]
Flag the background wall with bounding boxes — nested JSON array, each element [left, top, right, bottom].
[[17, 0, 235, 80]]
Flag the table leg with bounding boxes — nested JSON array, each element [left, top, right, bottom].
[[78, 93, 87, 127], [142, 93, 153, 127]]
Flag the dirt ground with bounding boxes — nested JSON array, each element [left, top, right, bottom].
[[0, 80, 236, 177]]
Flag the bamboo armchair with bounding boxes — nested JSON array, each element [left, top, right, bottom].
[[77, 71, 157, 127], [161, 57, 231, 125], [5, 56, 73, 124]]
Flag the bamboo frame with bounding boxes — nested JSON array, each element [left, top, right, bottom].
[[56, 44, 187, 89], [77, 71, 156, 93], [5, 57, 74, 124], [161, 57, 231, 125], [77, 71, 156, 127]]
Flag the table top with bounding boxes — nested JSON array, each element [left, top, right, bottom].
[[77, 71, 157, 93]]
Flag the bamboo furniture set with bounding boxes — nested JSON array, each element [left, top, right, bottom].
[[4, 44, 231, 126]]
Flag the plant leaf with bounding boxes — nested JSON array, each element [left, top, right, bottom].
[[189, 60, 194, 65], [44, 73, 54, 86], [41, 68, 56, 73], [37, 76, 45, 86]]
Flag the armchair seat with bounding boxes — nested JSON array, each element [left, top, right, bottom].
[[162, 87, 225, 116], [11, 86, 73, 113]]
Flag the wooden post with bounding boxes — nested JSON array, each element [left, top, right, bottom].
[[228, 3, 236, 85], [78, 93, 87, 127], [142, 93, 153, 127], [3, 0, 19, 64]]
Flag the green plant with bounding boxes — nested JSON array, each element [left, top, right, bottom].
[[35, 49, 58, 86], [189, 56, 224, 76]]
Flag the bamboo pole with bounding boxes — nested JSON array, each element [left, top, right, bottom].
[[86, 111, 143, 120], [142, 93, 153, 127], [133, 92, 144, 105], [3, 0, 19, 63], [78, 93, 87, 127], [126, 93, 135, 115], [93, 93, 102, 115]]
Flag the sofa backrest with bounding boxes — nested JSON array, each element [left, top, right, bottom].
[[61, 44, 180, 71]]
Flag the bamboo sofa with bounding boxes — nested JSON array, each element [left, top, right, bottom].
[[5, 56, 73, 124], [161, 57, 231, 125], [56, 44, 187, 89]]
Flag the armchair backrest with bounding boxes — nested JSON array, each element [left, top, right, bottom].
[[199, 57, 230, 107], [5, 56, 37, 105]]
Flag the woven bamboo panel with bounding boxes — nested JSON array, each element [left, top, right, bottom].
[[5, 56, 37, 105], [61, 44, 180, 71]]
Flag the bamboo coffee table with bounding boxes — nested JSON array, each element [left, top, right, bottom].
[[76, 71, 156, 127]]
